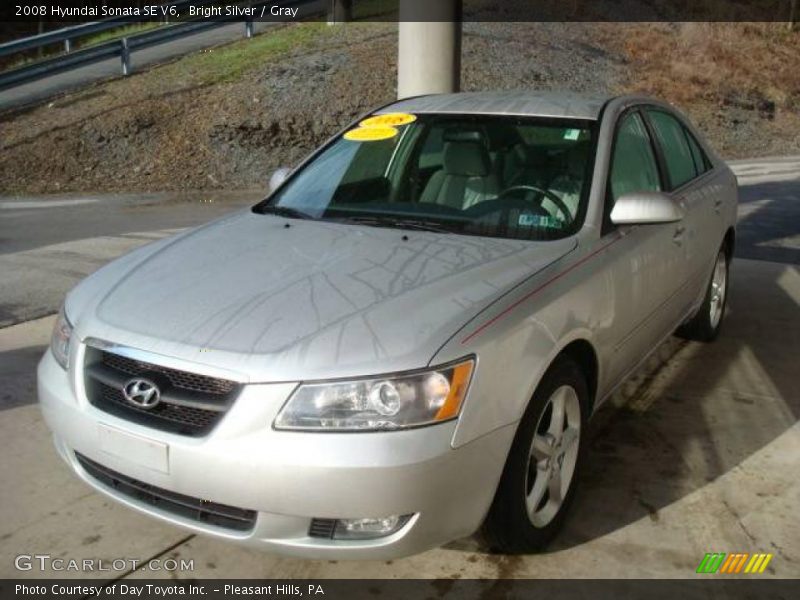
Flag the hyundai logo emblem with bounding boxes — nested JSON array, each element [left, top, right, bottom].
[[122, 378, 161, 409]]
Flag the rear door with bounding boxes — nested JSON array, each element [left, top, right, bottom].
[[643, 108, 720, 312]]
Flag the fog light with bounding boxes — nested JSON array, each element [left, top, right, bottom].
[[306, 514, 412, 540], [334, 514, 412, 540], [307, 515, 413, 540]]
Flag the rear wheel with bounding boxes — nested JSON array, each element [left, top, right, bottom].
[[677, 245, 729, 342], [481, 356, 587, 553]]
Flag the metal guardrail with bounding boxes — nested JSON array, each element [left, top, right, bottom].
[[0, 0, 207, 58], [0, 20, 133, 58], [0, 0, 325, 91]]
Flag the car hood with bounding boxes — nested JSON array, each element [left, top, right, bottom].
[[72, 211, 576, 381]]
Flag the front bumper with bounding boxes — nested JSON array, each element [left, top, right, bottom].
[[37, 349, 515, 559]]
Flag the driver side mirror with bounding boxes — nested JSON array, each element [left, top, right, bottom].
[[268, 167, 292, 194], [610, 191, 684, 225]]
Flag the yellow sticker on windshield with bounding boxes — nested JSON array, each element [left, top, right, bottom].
[[343, 126, 399, 142], [360, 113, 417, 128]]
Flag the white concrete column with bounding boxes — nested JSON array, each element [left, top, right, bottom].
[[397, 0, 462, 99], [328, 0, 353, 24]]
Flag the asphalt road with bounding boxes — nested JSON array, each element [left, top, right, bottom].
[[1, 157, 798, 329], [0, 6, 330, 113], [1, 23, 263, 111], [732, 156, 800, 265], [0, 190, 261, 328]]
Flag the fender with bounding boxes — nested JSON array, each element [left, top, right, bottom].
[[434, 234, 622, 449]]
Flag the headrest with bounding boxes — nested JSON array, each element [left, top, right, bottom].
[[567, 143, 590, 177], [487, 126, 523, 151], [444, 141, 492, 177], [509, 143, 548, 168], [443, 129, 485, 144], [524, 146, 550, 168]]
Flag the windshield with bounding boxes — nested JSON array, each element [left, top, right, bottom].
[[255, 113, 597, 241]]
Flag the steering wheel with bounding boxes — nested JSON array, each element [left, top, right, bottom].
[[496, 185, 572, 222]]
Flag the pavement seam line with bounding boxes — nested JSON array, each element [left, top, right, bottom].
[[79, 533, 196, 596]]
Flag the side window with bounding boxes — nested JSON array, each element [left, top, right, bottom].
[[647, 110, 697, 189], [684, 128, 710, 176], [609, 112, 661, 205]]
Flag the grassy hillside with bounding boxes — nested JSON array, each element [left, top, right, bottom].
[[1, 22, 797, 194]]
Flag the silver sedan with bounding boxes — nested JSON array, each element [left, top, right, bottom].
[[38, 91, 737, 558]]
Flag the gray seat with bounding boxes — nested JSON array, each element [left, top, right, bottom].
[[420, 139, 499, 210]]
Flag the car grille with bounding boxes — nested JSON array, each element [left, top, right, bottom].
[[94, 381, 222, 432], [101, 351, 236, 396], [76, 453, 257, 532], [83, 345, 240, 437]]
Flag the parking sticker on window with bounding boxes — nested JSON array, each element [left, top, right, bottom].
[[360, 113, 417, 128], [343, 126, 399, 142], [518, 213, 565, 228], [563, 128, 581, 140]]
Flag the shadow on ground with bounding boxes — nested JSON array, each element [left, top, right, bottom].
[[0, 344, 45, 412], [736, 178, 800, 265], [555, 254, 797, 551]]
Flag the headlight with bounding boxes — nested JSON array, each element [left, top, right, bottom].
[[274, 359, 474, 431], [50, 305, 73, 370]]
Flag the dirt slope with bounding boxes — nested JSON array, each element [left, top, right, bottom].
[[1, 22, 798, 194]]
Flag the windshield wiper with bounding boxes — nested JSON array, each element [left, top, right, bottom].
[[258, 205, 314, 220], [338, 215, 456, 234]]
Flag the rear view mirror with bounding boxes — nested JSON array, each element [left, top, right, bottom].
[[268, 167, 292, 193], [610, 191, 684, 225]]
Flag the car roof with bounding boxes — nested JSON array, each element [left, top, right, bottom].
[[380, 91, 616, 121]]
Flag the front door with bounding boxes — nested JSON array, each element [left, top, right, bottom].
[[601, 109, 688, 386]]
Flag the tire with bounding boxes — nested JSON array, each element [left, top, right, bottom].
[[676, 244, 730, 343], [481, 356, 588, 554]]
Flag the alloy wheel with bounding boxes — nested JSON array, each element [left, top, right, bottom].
[[709, 251, 727, 329], [525, 385, 581, 528]]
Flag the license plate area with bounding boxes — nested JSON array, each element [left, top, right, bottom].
[[98, 424, 169, 473]]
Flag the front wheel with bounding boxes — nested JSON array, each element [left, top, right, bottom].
[[677, 245, 729, 342], [481, 356, 587, 553]]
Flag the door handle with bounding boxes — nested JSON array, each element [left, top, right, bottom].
[[673, 226, 685, 245]]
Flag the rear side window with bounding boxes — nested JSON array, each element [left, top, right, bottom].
[[647, 110, 697, 189], [684, 129, 710, 176], [609, 112, 661, 203]]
